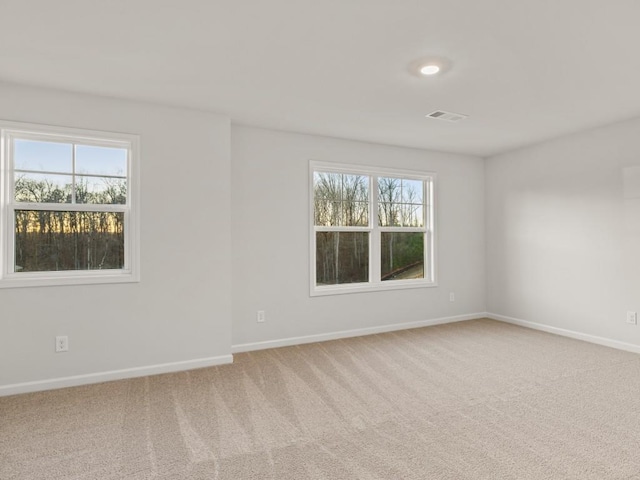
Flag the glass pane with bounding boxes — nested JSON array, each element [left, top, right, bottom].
[[401, 204, 424, 227], [314, 172, 369, 226], [76, 145, 127, 177], [314, 172, 341, 200], [14, 173, 72, 203], [14, 139, 73, 173], [342, 201, 368, 226], [342, 174, 368, 203], [14, 210, 125, 272], [378, 202, 402, 226], [315, 200, 341, 226], [378, 177, 401, 204], [316, 232, 368, 285], [402, 179, 423, 204], [76, 176, 127, 204], [314, 172, 341, 226], [381, 232, 424, 281]]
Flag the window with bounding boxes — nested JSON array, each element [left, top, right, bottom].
[[0, 121, 139, 288], [310, 161, 435, 295]]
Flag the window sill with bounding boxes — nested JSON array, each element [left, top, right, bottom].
[[310, 279, 437, 297], [0, 270, 140, 289]]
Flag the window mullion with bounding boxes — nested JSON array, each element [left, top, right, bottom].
[[12, 203, 127, 213], [314, 226, 371, 232]]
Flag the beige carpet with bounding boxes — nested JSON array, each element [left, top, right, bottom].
[[3, 318, 640, 480]]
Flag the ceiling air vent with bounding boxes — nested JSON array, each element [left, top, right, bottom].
[[426, 110, 468, 122]]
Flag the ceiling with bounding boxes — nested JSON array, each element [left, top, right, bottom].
[[1, 0, 639, 157]]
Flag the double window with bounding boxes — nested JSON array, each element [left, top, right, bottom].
[[310, 161, 435, 295], [0, 122, 139, 288]]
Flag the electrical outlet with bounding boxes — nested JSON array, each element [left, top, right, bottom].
[[257, 310, 266, 323], [449, 292, 455, 302], [55, 335, 69, 352], [627, 311, 637, 325]]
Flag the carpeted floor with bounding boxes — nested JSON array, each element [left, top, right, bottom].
[[2, 318, 640, 479]]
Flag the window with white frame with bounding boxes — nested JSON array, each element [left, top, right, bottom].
[[310, 161, 435, 295], [0, 122, 139, 288]]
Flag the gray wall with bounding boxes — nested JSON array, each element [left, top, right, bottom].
[[0, 82, 233, 388], [12, 80, 640, 391], [486, 117, 640, 348], [231, 126, 486, 347], [1, 85, 488, 392]]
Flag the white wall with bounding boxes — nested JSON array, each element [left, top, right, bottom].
[[0, 83, 232, 391], [231, 126, 485, 347], [486, 117, 640, 347]]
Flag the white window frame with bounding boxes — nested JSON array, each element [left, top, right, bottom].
[[310, 160, 437, 296], [0, 121, 140, 288]]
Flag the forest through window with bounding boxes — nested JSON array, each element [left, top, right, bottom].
[[311, 163, 434, 294], [0, 123, 138, 287]]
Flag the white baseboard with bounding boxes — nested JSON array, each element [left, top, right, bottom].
[[231, 312, 485, 354], [487, 312, 640, 354], [0, 354, 234, 397]]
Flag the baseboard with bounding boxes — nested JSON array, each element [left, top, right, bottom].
[[487, 312, 640, 354], [231, 312, 485, 354], [0, 354, 234, 397]]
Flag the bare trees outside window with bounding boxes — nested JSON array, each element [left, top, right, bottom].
[[314, 172, 369, 285], [14, 210, 125, 272], [312, 163, 434, 295], [378, 177, 425, 281], [0, 123, 139, 287]]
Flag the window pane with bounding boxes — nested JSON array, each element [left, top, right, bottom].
[[380, 203, 424, 227], [314, 172, 369, 226], [379, 178, 425, 227], [316, 232, 368, 285], [76, 145, 127, 177], [401, 204, 424, 227], [402, 179, 423, 203], [314, 200, 340, 226], [314, 172, 341, 226], [314, 172, 341, 199], [14, 173, 72, 203], [13, 139, 73, 173], [381, 232, 424, 281], [378, 177, 401, 204], [378, 177, 402, 226], [342, 201, 368, 226], [76, 176, 127, 204], [342, 174, 368, 203], [14, 210, 125, 272], [378, 202, 401, 226]]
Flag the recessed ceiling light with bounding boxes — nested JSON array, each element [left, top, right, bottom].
[[420, 65, 440, 76], [408, 56, 452, 78]]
